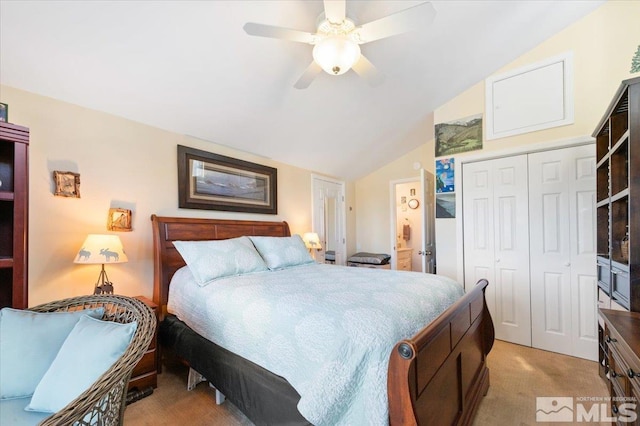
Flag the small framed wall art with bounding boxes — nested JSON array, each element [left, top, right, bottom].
[[435, 158, 455, 193], [107, 208, 132, 232], [0, 103, 7, 122], [53, 171, 81, 198]]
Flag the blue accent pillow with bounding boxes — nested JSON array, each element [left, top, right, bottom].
[[173, 236, 268, 286], [0, 307, 105, 400], [249, 235, 314, 270], [25, 314, 137, 413]]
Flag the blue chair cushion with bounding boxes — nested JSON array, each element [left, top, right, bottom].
[[25, 314, 137, 413], [0, 307, 105, 400], [0, 397, 50, 426]]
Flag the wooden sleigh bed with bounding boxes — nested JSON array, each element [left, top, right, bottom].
[[151, 215, 495, 426]]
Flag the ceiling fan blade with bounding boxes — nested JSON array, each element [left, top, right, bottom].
[[294, 61, 323, 89], [357, 2, 436, 44], [351, 55, 385, 87], [243, 22, 315, 44], [324, 0, 346, 24]]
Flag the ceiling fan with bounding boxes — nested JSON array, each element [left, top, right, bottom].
[[243, 0, 436, 89]]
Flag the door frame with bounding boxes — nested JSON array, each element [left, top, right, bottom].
[[389, 177, 421, 271], [456, 135, 595, 284], [311, 174, 347, 265]]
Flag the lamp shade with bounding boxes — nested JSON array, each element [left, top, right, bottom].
[[302, 232, 321, 249], [312, 36, 361, 75], [74, 234, 128, 264]]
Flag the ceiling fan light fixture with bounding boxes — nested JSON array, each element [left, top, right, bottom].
[[312, 36, 361, 76]]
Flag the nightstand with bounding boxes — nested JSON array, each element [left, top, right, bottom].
[[128, 296, 159, 397]]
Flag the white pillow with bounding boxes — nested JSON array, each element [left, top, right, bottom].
[[249, 235, 314, 270], [0, 307, 104, 400], [25, 315, 137, 413], [173, 236, 268, 286]]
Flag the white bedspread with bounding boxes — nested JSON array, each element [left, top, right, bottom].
[[168, 263, 463, 426]]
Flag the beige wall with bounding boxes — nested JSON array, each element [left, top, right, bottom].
[[355, 140, 433, 255], [1, 85, 334, 306], [356, 0, 640, 279], [354, 114, 435, 256]]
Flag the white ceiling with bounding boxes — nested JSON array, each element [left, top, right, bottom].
[[0, 0, 604, 180]]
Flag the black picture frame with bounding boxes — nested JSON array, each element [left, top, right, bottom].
[[177, 145, 277, 214]]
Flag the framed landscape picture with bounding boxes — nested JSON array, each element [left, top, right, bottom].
[[177, 145, 277, 214], [436, 194, 456, 218], [435, 114, 483, 157]]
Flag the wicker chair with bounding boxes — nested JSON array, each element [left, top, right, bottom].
[[28, 295, 156, 426]]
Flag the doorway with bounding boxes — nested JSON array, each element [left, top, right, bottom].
[[311, 175, 346, 265], [389, 169, 435, 273]]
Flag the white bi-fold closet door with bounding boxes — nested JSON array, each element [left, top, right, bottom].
[[463, 155, 532, 347], [528, 145, 597, 360], [462, 144, 598, 360]]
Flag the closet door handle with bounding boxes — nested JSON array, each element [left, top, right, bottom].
[[495, 258, 501, 263], [564, 261, 571, 267]]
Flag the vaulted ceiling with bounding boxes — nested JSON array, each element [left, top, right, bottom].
[[0, 1, 604, 180]]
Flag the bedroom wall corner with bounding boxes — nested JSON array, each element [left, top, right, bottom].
[[354, 141, 433, 256]]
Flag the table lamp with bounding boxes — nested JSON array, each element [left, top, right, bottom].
[[302, 232, 321, 253], [74, 234, 128, 294]]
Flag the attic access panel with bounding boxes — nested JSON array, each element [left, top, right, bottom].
[[485, 52, 574, 140]]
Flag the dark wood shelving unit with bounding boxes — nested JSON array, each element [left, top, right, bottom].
[[0, 122, 29, 309], [595, 76, 640, 383]]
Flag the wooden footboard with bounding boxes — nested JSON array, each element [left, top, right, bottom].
[[388, 279, 494, 426]]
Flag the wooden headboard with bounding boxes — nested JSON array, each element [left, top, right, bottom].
[[150, 215, 291, 313]]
